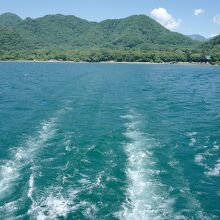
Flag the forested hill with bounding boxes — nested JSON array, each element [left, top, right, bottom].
[[200, 35, 220, 50], [0, 13, 219, 64], [0, 13, 197, 50], [188, 34, 207, 42]]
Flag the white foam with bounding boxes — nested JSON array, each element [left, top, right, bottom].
[[187, 132, 197, 147], [0, 118, 56, 199], [170, 157, 210, 219], [189, 137, 196, 146], [187, 132, 197, 136], [79, 178, 90, 185], [205, 159, 220, 177], [0, 161, 20, 198], [82, 202, 97, 219], [194, 154, 204, 165], [118, 113, 174, 220], [95, 172, 103, 187], [213, 145, 219, 151], [65, 139, 72, 151], [28, 187, 79, 219], [194, 143, 220, 177], [0, 105, 73, 218], [0, 200, 18, 217], [40, 195, 70, 218], [168, 160, 180, 168], [204, 143, 220, 157], [63, 131, 75, 152], [28, 173, 35, 201], [120, 114, 136, 120]]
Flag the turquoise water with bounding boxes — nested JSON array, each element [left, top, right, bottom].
[[0, 62, 220, 220]]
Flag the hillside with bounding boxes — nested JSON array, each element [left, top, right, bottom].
[[188, 34, 207, 42], [0, 13, 198, 51], [99, 15, 196, 49], [0, 13, 219, 64], [0, 13, 23, 28], [200, 35, 220, 63], [201, 34, 220, 50], [0, 26, 26, 50]]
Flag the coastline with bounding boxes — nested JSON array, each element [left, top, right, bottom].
[[0, 60, 218, 66]]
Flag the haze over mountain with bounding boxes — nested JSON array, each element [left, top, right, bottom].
[[0, 13, 198, 51], [188, 34, 207, 42], [201, 34, 220, 50]]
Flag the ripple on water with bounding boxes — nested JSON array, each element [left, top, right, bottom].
[[194, 142, 220, 177], [28, 187, 79, 219], [117, 112, 174, 220], [0, 105, 72, 218], [0, 117, 56, 200]]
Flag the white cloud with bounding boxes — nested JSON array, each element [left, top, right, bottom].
[[213, 14, 220, 24], [194, 8, 204, 16], [151, 8, 181, 30]]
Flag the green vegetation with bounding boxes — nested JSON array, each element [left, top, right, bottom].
[[0, 48, 213, 64], [199, 35, 220, 65], [0, 13, 219, 64], [188, 34, 207, 42]]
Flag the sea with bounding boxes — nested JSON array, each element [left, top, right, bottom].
[[0, 62, 220, 220]]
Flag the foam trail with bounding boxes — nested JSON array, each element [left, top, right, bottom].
[[118, 111, 174, 220], [0, 102, 75, 203], [0, 118, 56, 200], [28, 187, 79, 219], [28, 171, 35, 201]]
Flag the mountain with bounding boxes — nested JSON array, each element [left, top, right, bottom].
[[0, 26, 26, 50], [199, 35, 220, 64], [0, 13, 23, 28], [2, 13, 218, 64], [188, 34, 207, 42], [200, 34, 220, 50], [99, 15, 198, 49], [0, 13, 199, 51]]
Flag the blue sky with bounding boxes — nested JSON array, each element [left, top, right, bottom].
[[0, 0, 219, 37]]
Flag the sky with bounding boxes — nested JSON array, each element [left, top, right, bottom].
[[0, 0, 219, 38]]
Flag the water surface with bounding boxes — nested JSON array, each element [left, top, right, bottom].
[[0, 62, 220, 219]]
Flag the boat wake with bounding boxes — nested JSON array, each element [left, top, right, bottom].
[[0, 118, 56, 199], [0, 105, 71, 218], [28, 186, 79, 219], [118, 111, 174, 220]]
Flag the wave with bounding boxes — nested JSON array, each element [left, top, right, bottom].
[[0, 117, 56, 200], [0, 105, 73, 218], [28, 167, 36, 201], [205, 158, 220, 177], [118, 111, 212, 220], [187, 132, 197, 147], [28, 187, 79, 219], [194, 142, 220, 177], [173, 155, 211, 220], [194, 154, 205, 165], [117, 111, 174, 220], [27, 185, 97, 219]]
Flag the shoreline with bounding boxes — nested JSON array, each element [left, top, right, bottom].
[[0, 60, 219, 66]]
